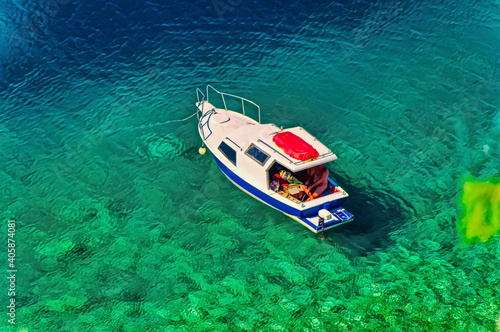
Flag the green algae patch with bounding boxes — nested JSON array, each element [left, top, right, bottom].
[[459, 178, 500, 243]]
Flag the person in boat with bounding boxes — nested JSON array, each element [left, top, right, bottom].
[[302, 165, 329, 201]]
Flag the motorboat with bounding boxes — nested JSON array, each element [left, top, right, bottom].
[[195, 85, 354, 233]]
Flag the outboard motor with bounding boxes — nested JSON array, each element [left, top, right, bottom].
[[318, 209, 334, 240]]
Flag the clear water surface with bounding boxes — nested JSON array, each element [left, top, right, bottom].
[[0, 0, 499, 330]]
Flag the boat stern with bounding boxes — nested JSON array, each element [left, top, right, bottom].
[[286, 207, 354, 233]]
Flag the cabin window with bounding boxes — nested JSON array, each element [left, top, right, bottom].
[[218, 141, 237, 166], [245, 144, 270, 165]]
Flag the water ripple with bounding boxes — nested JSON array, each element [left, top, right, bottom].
[[0, 0, 499, 330]]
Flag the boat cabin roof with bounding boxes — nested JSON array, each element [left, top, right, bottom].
[[226, 120, 337, 172]]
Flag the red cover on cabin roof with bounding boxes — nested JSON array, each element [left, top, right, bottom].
[[272, 131, 319, 161]]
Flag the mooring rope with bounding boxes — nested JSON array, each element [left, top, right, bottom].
[[109, 111, 198, 136]]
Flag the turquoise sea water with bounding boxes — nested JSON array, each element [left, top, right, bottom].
[[1, 0, 499, 330]]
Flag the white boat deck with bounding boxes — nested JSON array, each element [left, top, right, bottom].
[[199, 102, 337, 173]]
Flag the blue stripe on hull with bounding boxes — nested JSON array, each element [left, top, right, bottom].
[[212, 155, 348, 220], [213, 155, 301, 216], [301, 198, 346, 218]]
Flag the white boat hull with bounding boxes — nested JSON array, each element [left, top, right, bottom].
[[212, 154, 353, 233]]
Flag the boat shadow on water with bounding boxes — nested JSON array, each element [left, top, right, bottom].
[[322, 171, 417, 257]]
